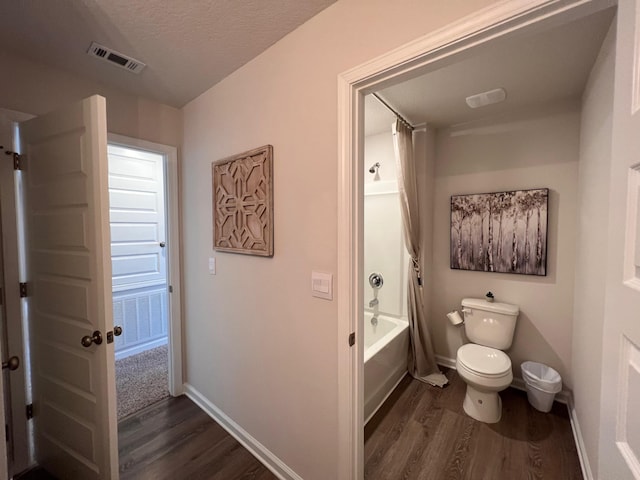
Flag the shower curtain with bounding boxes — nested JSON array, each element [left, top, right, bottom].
[[393, 119, 448, 388]]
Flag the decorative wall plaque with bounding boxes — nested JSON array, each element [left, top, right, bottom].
[[212, 145, 273, 257], [450, 188, 548, 276]]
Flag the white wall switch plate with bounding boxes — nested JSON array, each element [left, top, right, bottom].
[[311, 271, 332, 300], [208, 257, 216, 275]]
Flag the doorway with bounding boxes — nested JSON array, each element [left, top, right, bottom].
[[336, 1, 621, 478], [108, 140, 169, 419], [107, 134, 183, 421]]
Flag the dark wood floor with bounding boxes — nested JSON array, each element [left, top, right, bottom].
[[365, 369, 582, 480], [17, 372, 582, 480], [118, 395, 277, 480]]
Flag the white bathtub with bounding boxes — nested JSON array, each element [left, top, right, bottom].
[[364, 312, 409, 424]]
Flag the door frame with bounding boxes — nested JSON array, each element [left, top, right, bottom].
[[0, 108, 34, 477], [335, 0, 611, 477], [107, 134, 184, 396]]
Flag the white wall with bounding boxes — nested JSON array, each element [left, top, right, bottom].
[[572, 21, 615, 476], [429, 100, 580, 386], [363, 131, 406, 317], [181, 1, 498, 478], [0, 49, 182, 147]]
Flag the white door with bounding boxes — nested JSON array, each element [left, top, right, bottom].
[[20, 96, 118, 479], [108, 144, 166, 291], [600, 2, 640, 478], [108, 144, 168, 358]]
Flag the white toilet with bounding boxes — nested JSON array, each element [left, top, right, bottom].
[[455, 298, 519, 423]]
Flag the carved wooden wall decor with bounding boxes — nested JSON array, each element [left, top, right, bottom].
[[212, 145, 273, 256]]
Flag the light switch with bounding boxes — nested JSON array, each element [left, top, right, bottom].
[[311, 271, 332, 300], [208, 257, 216, 275]]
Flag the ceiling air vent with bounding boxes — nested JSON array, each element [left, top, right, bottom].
[[86, 42, 146, 74]]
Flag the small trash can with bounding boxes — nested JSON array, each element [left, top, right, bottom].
[[521, 361, 562, 413]]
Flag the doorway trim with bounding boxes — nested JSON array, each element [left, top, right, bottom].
[[336, 0, 607, 477], [107, 134, 184, 396]]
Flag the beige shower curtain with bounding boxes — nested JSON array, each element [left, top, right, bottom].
[[393, 119, 448, 388]]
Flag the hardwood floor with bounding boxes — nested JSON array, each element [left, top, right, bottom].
[[365, 369, 583, 480], [16, 372, 581, 480], [118, 395, 277, 480]]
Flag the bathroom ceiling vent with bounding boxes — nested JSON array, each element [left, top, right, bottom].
[[86, 42, 146, 74], [465, 88, 506, 109]]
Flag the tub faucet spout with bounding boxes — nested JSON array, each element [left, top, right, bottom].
[[369, 298, 379, 308]]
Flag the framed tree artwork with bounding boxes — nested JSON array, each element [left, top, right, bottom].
[[450, 188, 548, 276], [212, 145, 274, 257]]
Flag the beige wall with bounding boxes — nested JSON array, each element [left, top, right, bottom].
[[181, 1, 497, 478], [572, 20, 615, 476], [429, 100, 581, 386], [0, 49, 182, 147]]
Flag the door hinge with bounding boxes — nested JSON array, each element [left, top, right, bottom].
[[19, 282, 27, 298], [168, 285, 173, 293], [26, 404, 33, 420], [6, 151, 24, 170], [348, 332, 355, 347]]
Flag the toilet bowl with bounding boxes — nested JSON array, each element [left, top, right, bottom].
[[456, 343, 513, 423], [455, 298, 519, 424]]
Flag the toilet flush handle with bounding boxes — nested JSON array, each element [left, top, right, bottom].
[[461, 308, 472, 315]]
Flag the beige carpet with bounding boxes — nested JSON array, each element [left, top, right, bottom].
[[116, 345, 169, 419]]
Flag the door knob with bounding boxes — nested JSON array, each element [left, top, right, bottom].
[[159, 241, 166, 248], [113, 325, 122, 336], [81, 330, 103, 348], [2, 356, 19, 371]]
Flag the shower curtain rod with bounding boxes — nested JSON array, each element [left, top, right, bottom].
[[372, 93, 415, 131]]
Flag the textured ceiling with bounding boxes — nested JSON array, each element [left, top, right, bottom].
[[366, 7, 615, 135], [0, 0, 336, 107]]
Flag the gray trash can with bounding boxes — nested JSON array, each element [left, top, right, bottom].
[[521, 361, 562, 412]]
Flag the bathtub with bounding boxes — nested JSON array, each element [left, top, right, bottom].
[[364, 312, 409, 424]]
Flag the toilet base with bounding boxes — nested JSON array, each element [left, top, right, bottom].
[[462, 384, 503, 423]]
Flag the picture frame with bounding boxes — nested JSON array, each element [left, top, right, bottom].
[[450, 188, 548, 275]]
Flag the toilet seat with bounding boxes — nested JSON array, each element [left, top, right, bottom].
[[457, 344, 511, 377]]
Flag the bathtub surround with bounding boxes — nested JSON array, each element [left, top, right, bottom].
[[364, 129, 409, 318], [393, 119, 447, 387]]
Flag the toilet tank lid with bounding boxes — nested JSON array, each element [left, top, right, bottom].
[[462, 298, 519, 315]]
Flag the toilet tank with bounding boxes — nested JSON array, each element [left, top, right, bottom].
[[461, 298, 519, 350]]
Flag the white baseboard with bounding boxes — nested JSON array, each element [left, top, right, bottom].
[[435, 354, 456, 370], [115, 337, 168, 360], [436, 354, 591, 477], [567, 395, 594, 480], [435, 355, 571, 403], [183, 384, 302, 480]]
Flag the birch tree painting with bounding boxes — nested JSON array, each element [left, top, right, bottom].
[[450, 188, 548, 276]]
